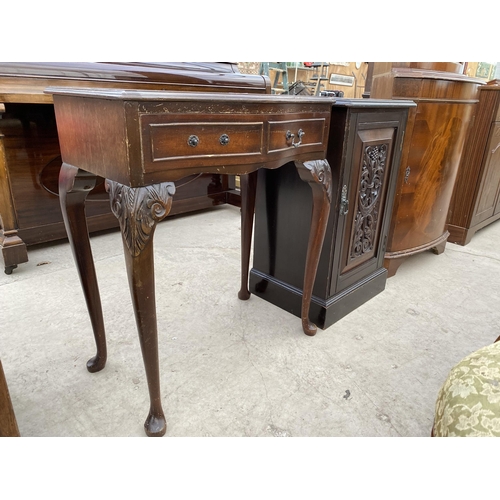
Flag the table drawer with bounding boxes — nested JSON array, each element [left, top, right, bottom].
[[147, 121, 264, 162], [139, 105, 331, 177], [268, 118, 328, 153]]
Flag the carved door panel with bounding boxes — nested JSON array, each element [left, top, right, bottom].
[[471, 122, 500, 224], [331, 123, 396, 295]]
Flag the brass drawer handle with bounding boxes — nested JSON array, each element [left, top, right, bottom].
[[286, 129, 305, 148], [187, 135, 199, 147]]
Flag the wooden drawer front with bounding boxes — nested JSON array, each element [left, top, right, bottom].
[[268, 118, 327, 153], [146, 121, 264, 163]]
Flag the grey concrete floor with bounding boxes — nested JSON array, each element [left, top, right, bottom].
[[1, 204, 499, 437]]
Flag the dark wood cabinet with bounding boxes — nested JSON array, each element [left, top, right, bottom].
[[249, 99, 413, 329], [368, 63, 483, 276], [0, 62, 269, 274], [447, 80, 500, 245]]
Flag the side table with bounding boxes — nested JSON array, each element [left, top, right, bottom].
[[48, 88, 335, 436]]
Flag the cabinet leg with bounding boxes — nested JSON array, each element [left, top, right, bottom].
[[238, 171, 258, 300], [431, 240, 447, 255], [295, 159, 332, 336], [59, 163, 107, 373], [384, 256, 407, 278], [4, 264, 17, 275], [0, 133, 28, 273], [105, 179, 175, 437]]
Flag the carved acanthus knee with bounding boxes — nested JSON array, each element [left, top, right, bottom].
[[295, 159, 333, 202], [105, 181, 176, 256]]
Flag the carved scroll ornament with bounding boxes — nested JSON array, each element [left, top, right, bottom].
[[105, 180, 176, 257], [351, 144, 387, 259], [298, 159, 333, 203]]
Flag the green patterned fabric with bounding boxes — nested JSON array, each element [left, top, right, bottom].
[[434, 341, 500, 437]]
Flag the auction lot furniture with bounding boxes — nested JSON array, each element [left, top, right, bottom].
[[0, 62, 269, 274], [369, 63, 483, 276], [49, 87, 335, 436], [447, 80, 500, 245], [249, 99, 414, 328]]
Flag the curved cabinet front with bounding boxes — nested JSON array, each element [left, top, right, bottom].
[[370, 64, 482, 276]]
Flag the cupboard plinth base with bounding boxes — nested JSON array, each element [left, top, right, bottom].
[[249, 267, 387, 330]]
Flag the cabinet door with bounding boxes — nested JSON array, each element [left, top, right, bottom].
[[331, 119, 398, 295], [471, 122, 500, 224]]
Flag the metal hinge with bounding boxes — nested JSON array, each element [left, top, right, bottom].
[[339, 184, 349, 216]]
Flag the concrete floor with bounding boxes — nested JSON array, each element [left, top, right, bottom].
[[1, 204, 499, 437]]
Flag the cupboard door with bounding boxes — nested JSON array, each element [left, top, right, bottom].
[[471, 122, 500, 224], [332, 125, 396, 294]]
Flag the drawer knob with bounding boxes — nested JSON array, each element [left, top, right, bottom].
[[187, 135, 199, 147], [219, 134, 230, 146], [286, 129, 305, 148]]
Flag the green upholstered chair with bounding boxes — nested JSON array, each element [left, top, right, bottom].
[[432, 338, 500, 437]]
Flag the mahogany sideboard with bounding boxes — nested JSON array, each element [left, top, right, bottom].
[[447, 80, 500, 245], [369, 63, 483, 276], [249, 98, 414, 328], [48, 87, 335, 436], [0, 62, 269, 274]]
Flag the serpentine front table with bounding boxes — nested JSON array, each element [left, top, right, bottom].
[[47, 87, 335, 436]]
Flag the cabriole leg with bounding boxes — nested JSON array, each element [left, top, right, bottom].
[[294, 159, 332, 336], [105, 179, 175, 437], [59, 163, 107, 372]]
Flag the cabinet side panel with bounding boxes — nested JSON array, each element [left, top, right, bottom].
[[448, 87, 499, 227]]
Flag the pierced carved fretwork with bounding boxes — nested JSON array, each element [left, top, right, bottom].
[[351, 144, 387, 259], [105, 180, 176, 257]]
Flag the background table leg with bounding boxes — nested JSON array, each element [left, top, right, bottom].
[[59, 163, 107, 372], [238, 170, 258, 300], [294, 159, 332, 336]]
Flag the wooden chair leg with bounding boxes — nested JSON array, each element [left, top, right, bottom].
[[238, 170, 258, 300], [59, 163, 107, 373], [294, 159, 332, 336], [105, 179, 175, 437]]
